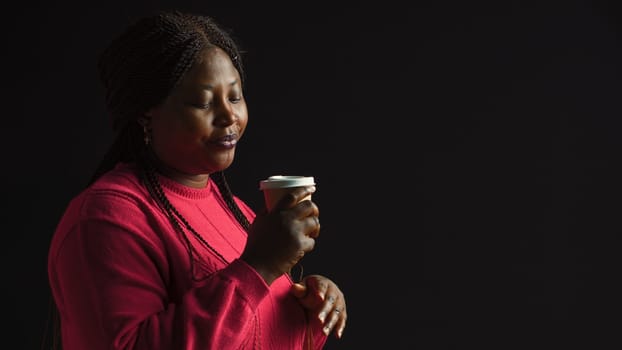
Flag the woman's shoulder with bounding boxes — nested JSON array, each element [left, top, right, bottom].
[[78, 162, 152, 214], [49, 163, 165, 264], [89, 162, 143, 192]]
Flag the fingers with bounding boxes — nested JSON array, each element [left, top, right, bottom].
[[306, 215, 320, 239], [270, 185, 320, 239], [290, 282, 307, 298], [294, 275, 347, 339], [273, 186, 316, 211], [333, 306, 347, 338], [318, 289, 347, 338], [322, 303, 347, 338], [278, 189, 320, 241]]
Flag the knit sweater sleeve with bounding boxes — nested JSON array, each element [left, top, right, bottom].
[[48, 188, 270, 350]]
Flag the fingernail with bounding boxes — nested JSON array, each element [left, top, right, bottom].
[[323, 326, 330, 335], [318, 312, 326, 322], [338, 328, 343, 338]]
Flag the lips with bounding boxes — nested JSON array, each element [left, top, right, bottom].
[[211, 133, 238, 148]]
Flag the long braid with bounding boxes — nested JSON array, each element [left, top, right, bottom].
[[212, 171, 251, 230], [139, 159, 230, 280]]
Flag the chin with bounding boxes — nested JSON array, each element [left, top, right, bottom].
[[207, 157, 235, 173]]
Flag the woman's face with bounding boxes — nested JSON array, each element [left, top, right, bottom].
[[146, 47, 248, 182]]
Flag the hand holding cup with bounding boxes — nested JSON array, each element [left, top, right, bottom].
[[241, 175, 320, 284]]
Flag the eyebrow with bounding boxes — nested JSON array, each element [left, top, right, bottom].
[[200, 79, 239, 90]]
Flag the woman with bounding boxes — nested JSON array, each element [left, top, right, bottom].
[[47, 10, 347, 349]]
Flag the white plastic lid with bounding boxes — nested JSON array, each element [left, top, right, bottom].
[[259, 175, 315, 190]]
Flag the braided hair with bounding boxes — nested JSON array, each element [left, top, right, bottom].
[[92, 10, 250, 266], [45, 11, 251, 350]]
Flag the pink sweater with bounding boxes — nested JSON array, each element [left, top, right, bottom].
[[48, 162, 327, 349]]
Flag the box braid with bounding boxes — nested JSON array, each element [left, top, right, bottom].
[[91, 10, 250, 268]]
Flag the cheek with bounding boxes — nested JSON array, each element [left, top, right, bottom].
[[150, 118, 191, 152], [237, 107, 249, 134], [150, 125, 174, 156], [154, 112, 202, 137]]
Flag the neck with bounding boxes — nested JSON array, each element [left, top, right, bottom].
[[145, 149, 210, 188]]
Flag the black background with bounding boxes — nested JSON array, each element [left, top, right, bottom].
[[4, 0, 622, 349]]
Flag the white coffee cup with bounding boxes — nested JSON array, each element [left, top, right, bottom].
[[259, 175, 315, 211]]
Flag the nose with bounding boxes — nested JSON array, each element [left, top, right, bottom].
[[213, 98, 237, 126]]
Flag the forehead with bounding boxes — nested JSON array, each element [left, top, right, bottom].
[[181, 47, 239, 85]]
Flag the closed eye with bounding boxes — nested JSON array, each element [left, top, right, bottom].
[[191, 95, 242, 109], [194, 102, 211, 109]]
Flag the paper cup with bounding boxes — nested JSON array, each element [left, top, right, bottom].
[[259, 175, 315, 211]]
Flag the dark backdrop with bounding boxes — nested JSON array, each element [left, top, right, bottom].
[[3, 0, 622, 349]]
